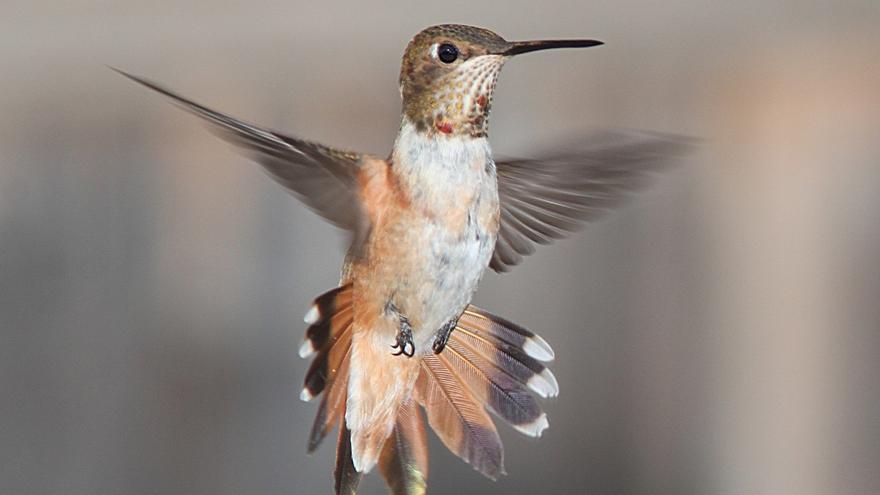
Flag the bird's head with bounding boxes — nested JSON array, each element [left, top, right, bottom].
[[398, 24, 602, 138]]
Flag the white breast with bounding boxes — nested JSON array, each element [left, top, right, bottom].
[[392, 119, 495, 208], [390, 119, 499, 343]]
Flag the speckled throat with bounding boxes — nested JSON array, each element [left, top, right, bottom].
[[402, 55, 505, 138]]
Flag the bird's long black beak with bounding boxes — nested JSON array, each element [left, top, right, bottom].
[[499, 39, 604, 56]]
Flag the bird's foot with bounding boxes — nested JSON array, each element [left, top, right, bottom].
[[387, 302, 415, 358], [391, 325, 415, 357], [432, 317, 459, 354]]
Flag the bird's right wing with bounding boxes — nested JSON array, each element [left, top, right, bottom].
[[114, 68, 368, 241]]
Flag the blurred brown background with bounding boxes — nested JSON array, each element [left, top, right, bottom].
[[2, 1, 879, 494]]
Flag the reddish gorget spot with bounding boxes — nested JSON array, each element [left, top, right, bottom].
[[436, 121, 454, 134]]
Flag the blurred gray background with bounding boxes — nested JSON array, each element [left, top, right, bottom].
[[2, 1, 879, 494]]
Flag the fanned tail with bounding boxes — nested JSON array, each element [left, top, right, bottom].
[[300, 293, 557, 493]]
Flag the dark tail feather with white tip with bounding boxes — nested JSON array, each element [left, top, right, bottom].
[[298, 285, 354, 452], [298, 285, 361, 494]]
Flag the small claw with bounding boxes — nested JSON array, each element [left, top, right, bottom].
[[390, 328, 415, 358], [432, 336, 447, 354], [391, 343, 414, 357], [390, 340, 408, 356], [432, 318, 457, 354]]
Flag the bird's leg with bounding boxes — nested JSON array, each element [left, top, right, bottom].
[[386, 301, 415, 358], [432, 316, 459, 354]]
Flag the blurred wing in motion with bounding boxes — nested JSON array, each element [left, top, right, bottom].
[[490, 131, 693, 272], [112, 68, 368, 246]]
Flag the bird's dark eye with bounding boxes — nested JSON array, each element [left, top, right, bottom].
[[437, 43, 459, 64]]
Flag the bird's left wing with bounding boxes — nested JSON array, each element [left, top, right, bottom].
[[491, 131, 692, 272], [114, 68, 367, 241]]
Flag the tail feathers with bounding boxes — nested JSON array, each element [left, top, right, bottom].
[[300, 285, 360, 494], [378, 399, 429, 495], [301, 295, 558, 492], [413, 304, 557, 480], [307, 345, 351, 452], [335, 425, 361, 495], [299, 284, 354, 401], [455, 308, 559, 399], [416, 356, 505, 479], [346, 331, 422, 474], [299, 285, 353, 359], [459, 306, 556, 362], [299, 284, 354, 453], [438, 338, 547, 436]]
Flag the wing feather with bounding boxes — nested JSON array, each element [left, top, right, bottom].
[[113, 68, 368, 242], [491, 131, 692, 271]]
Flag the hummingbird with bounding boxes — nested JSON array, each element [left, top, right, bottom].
[[115, 23, 687, 495]]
